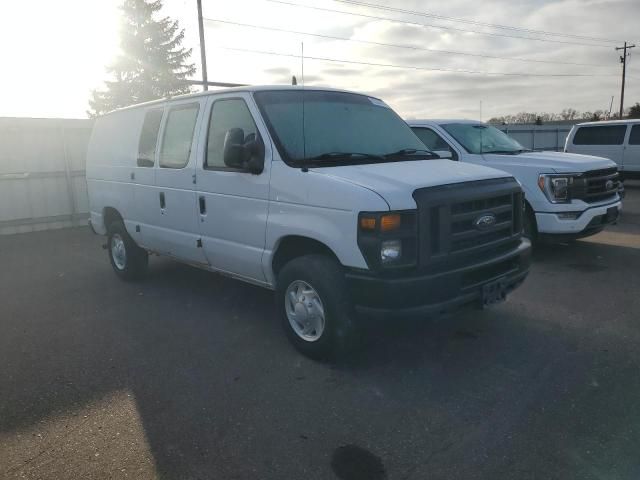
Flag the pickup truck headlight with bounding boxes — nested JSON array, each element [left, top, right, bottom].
[[538, 174, 574, 203], [358, 211, 417, 270], [381, 240, 402, 263]]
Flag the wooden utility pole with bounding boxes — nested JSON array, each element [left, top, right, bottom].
[[197, 0, 208, 91], [616, 41, 636, 119]]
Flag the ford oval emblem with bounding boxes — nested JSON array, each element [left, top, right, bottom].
[[605, 179, 614, 191], [474, 213, 497, 230]]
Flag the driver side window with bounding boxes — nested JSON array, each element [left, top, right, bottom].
[[411, 127, 456, 159], [206, 98, 259, 169]]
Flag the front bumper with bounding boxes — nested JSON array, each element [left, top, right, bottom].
[[535, 199, 621, 239], [346, 239, 531, 318]]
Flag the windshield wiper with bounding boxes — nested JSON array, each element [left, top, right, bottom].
[[483, 149, 523, 155], [384, 148, 437, 158], [303, 152, 386, 162]]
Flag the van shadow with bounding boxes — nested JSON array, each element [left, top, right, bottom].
[[99, 260, 550, 479], [88, 239, 640, 478], [2, 229, 640, 479]]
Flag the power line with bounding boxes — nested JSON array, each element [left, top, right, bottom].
[[266, 0, 616, 48], [205, 18, 612, 68], [216, 45, 619, 77], [330, 0, 623, 44]]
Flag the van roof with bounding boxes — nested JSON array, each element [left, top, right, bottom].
[[105, 85, 378, 116], [575, 119, 640, 126]]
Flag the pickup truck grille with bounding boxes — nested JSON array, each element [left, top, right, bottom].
[[571, 167, 619, 203], [413, 178, 523, 270]]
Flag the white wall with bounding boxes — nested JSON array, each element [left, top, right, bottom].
[[495, 124, 575, 152], [0, 117, 93, 235]]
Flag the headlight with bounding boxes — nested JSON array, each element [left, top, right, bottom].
[[538, 174, 574, 203], [358, 211, 417, 270], [381, 240, 402, 263]]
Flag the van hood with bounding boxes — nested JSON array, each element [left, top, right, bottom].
[[309, 159, 512, 210], [482, 151, 616, 173]]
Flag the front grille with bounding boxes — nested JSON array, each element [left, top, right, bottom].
[[571, 167, 619, 203], [450, 194, 513, 253], [413, 178, 523, 270]]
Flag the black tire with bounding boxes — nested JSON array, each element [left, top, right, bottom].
[[107, 221, 148, 281], [523, 205, 537, 246], [276, 254, 356, 360]]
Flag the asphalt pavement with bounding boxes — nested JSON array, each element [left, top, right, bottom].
[[1, 184, 640, 479]]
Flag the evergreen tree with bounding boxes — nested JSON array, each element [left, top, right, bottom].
[[88, 0, 195, 116]]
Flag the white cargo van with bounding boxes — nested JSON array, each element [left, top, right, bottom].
[[408, 120, 622, 243], [565, 119, 640, 180], [87, 87, 530, 358]]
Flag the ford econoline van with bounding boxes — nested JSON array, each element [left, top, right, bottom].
[[565, 119, 640, 180], [87, 86, 531, 358]]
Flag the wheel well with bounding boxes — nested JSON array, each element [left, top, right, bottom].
[[103, 207, 123, 232], [272, 236, 339, 276], [524, 200, 537, 233]]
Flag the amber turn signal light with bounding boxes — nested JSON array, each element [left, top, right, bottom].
[[380, 214, 401, 232], [359, 217, 376, 230]]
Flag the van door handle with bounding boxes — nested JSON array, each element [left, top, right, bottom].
[[159, 192, 166, 210], [199, 196, 206, 215]]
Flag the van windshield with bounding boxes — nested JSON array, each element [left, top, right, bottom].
[[442, 123, 527, 155], [253, 90, 435, 167]]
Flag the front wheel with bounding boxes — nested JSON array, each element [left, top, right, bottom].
[[276, 254, 356, 360], [107, 222, 148, 281]]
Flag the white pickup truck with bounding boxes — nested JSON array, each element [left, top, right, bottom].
[[408, 120, 622, 242], [87, 87, 530, 358]]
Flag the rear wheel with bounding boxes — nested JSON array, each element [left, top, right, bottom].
[[107, 222, 148, 281], [276, 254, 356, 360]]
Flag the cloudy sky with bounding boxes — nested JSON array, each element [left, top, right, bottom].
[[2, 0, 640, 120]]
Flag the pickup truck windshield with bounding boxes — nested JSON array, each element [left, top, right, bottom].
[[254, 90, 432, 166], [442, 123, 526, 155]]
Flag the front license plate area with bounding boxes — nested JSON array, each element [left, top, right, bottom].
[[482, 278, 507, 307]]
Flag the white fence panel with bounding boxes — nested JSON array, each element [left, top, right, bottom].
[[0, 118, 93, 235], [496, 125, 573, 152]]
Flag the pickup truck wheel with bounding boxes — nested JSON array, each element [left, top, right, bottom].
[[107, 222, 148, 281], [276, 254, 355, 360]]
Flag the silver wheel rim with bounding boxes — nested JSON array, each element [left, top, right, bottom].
[[111, 234, 127, 270], [285, 280, 326, 342]]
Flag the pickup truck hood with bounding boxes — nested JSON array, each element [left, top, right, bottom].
[[483, 151, 616, 173], [310, 159, 511, 210]]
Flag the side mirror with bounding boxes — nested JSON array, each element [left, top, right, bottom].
[[433, 150, 453, 160], [222, 128, 265, 174], [223, 128, 247, 169], [244, 138, 265, 174]]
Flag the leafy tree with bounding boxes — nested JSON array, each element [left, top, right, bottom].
[[88, 0, 195, 116], [629, 102, 640, 119]]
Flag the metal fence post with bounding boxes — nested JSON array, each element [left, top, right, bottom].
[[532, 129, 536, 151], [61, 128, 78, 224]]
